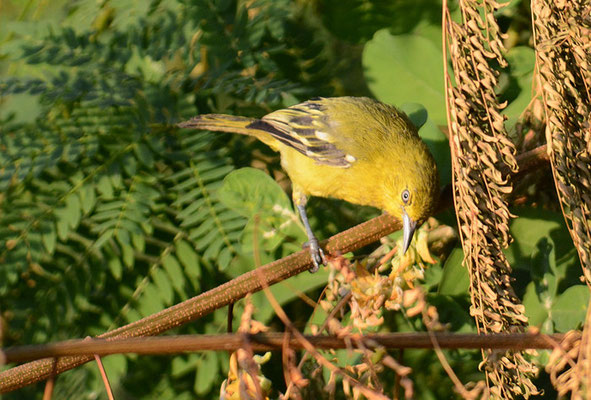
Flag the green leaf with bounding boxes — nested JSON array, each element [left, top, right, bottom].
[[502, 46, 535, 128], [171, 354, 199, 378], [195, 228, 221, 251], [219, 167, 304, 254], [400, 103, 452, 186], [552, 285, 589, 332], [506, 207, 577, 272], [152, 268, 174, 305], [176, 240, 201, 279], [100, 354, 128, 387], [218, 167, 292, 216], [109, 164, 123, 189], [116, 229, 135, 268], [429, 294, 475, 333], [530, 237, 560, 299], [509, 212, 582, 333], [55, 217, 69, 241], [125, 49, 166, 83], [195, 352, 218, 395], [108, 256, 123, 280], [131, 231, 145, 252], [203, 236, 224, 259], [363, 29, 446, 125], [218, 247, 233, 271], [134, 142, 155, 168], [94, 228, 115, 250], [122, 153, 138, 176], [162, 254, 186, 298], [239, 212, 302, 253], [26, 231, 44, 262], [506, 46, 536, 78], [252, 268, 329, 323], [522, 281, 552, 332], [96, 175, 114, 200], [78, 184, 96, 214], [54, 194, 81, 240], [402, 103, 428, 129], [137, 282, 165, 316], [318, 0, 443, 44], [438, 247, 469, 296], [41, 222, 57, 254]]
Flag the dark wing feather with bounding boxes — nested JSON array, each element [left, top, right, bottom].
[[248, 100, 356, 168]]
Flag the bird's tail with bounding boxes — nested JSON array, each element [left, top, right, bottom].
[[178, 114, 256, 134], [180, 112, 289, 151], [178, 113, 277, 145]]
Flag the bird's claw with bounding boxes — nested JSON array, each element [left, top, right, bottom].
[[303, 238, 326, 273]]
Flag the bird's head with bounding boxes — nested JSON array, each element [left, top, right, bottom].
[[384, 144, 439, 255]]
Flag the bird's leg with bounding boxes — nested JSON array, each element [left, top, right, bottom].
[[297, 203, 326, 272], [293, 189, 326, 272]]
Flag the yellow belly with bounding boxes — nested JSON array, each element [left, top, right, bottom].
[[279, 147, 387, 210]]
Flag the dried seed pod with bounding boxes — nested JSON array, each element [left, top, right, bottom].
[[534, 0, 591, 398], [444, 0, 538, 397]]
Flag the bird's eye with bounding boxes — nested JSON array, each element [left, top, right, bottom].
[[401, 189, 410, 204]]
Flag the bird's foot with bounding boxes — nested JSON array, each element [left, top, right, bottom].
[[303, 238, 327, 273]]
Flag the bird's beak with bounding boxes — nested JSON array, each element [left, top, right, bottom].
[[402, 211, 417, 254]]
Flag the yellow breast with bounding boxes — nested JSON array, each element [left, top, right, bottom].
[[279, 146, 391, 210]]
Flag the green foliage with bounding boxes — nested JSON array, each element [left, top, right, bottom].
[[400, 103, 453, 186], [218, 167, 305, 254], [319, 0, 444, 44], [0, 0, 584, 399], [502, 46, 536, 128], [509, 207, 586, 333], [363, 28, 447, 125], [216, 167, 329, 322], [0, 0, 340, 397], [438, 247, 470, 296]]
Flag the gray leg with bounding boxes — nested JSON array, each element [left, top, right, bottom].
[[297, 203, 326, 272]]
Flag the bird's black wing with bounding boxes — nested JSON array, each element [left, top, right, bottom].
[[246, 99, 356, 168]]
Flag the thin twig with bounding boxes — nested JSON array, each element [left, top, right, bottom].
[[93, 354, 114, 400], [1, 332, 566, 364]]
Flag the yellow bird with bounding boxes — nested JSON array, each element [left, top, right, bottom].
[[178, 97, 439, 272]]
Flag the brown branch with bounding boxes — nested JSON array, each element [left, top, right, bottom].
[[509, 145, 550, 181], [0, 144, 549, 393], [2, 332, 565, 364]]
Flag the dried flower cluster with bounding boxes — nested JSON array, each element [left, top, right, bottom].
[[533, 2, 591, 396], [322, 226, 436, 331], [533, 0, 591, 283], [444, 0, 538, 397], [302, 227, 439, 399], [220, 229, 447, 399], [547, 328, 590, 399], [221, 299, 272, 400]]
